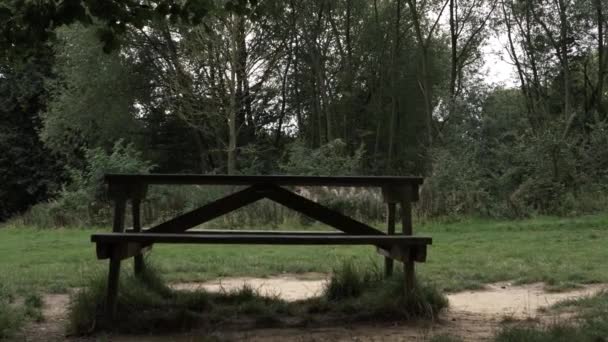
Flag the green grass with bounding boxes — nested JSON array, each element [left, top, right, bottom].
[[1, 213, 607, 297], [1, 213, 607, 338]]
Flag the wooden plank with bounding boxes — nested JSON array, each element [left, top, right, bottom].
[[132, 198, 145, 275], [106, 197, 126, 321], [106, 257, 121, 321], [126, 229, 351, 235], [96, 242, 153, 261], [91, 232, 432, 245], [263, 185, 384, 235], [105, 174, 424, 188], [401, 190, 415, 293], [146, 185, 267, 233], [384, 203, 396, 277]]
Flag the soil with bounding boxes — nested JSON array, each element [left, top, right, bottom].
[[21, 276, 607, 342]]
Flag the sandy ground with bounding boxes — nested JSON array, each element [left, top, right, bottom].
[[23, 275, 607, 342]]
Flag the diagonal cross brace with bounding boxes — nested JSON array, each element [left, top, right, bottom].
[[263, 184, 384, 235], [144, 183, 384, 235], [146, 185, 268, 233]]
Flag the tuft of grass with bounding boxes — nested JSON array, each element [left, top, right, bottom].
[[324, 261, 381, 300], [0, 299, 23, 340], [0, 287, 44, 339], [313, 261, 448, 321]]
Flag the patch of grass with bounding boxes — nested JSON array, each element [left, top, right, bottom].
[[307, 261, 448, 322], [494, 291, 608, 342], [0, 299, 23, 340], [494, 322, 608, 342], [69, 262, 446, 335], [542, 281, 583, 293], [548, 290, 608, 313], [0, 286, 44, 339], [68, 265, 292, 334], [324, 261, 381, 300]]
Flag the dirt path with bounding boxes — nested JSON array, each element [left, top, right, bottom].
[[25, 276, 607, 341]]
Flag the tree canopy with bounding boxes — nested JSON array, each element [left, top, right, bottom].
[[1, 0, 607, 221]]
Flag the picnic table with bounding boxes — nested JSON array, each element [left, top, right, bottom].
[[91, 174, 431, 319]]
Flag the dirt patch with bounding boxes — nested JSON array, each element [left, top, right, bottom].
[[23, 277, 608, 341], [447, 281, 607, 319], [172, 276, 607, 319], [171, 272, 327, 301]]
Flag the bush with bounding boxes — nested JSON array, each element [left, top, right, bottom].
[[281, 139, 365, 176], [18, 140, 154, 228]]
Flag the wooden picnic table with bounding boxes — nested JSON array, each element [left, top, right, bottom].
[[91, 174, 430, 319]]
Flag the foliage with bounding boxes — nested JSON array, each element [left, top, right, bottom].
[[281, 139, 365, 176], [1, 0, 608, 221], [20, 140, 154, 228], [0, 48, 65, 221], [41, 25, 145, 163], [0, 0, 253, 59], [424, 88, 608, 218]]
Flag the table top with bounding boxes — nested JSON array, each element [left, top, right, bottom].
[[105, 174, 424, 187]]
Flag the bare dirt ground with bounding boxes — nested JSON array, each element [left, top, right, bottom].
[[22, 275, 607, 342]]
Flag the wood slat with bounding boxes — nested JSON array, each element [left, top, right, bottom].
[[263, 185, 384, 235], [126, 229, 350, 235], [105, 174, 423, 187], [146, 185, 267, 233], [91, 233, 432, 245]]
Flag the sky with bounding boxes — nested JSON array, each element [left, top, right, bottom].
[[481, 33, 519, 87]]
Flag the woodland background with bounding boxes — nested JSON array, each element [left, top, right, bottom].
[[1, 0, 607, 227]]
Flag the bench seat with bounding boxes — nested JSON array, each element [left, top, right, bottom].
[[91, 232, 431, 262]]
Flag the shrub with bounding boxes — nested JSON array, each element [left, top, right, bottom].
[[280, 139, 365, 176], [19, 140, 154, 228]]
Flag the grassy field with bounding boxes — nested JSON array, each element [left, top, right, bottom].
[[1, 213, 607, 296]]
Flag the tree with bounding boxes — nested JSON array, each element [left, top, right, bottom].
[[0, 51, 64, 220]]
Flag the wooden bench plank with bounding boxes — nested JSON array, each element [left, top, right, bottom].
[[105, 174, 424, 188], [91, 232, 432, 245], [126, 229, 352, 235]]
